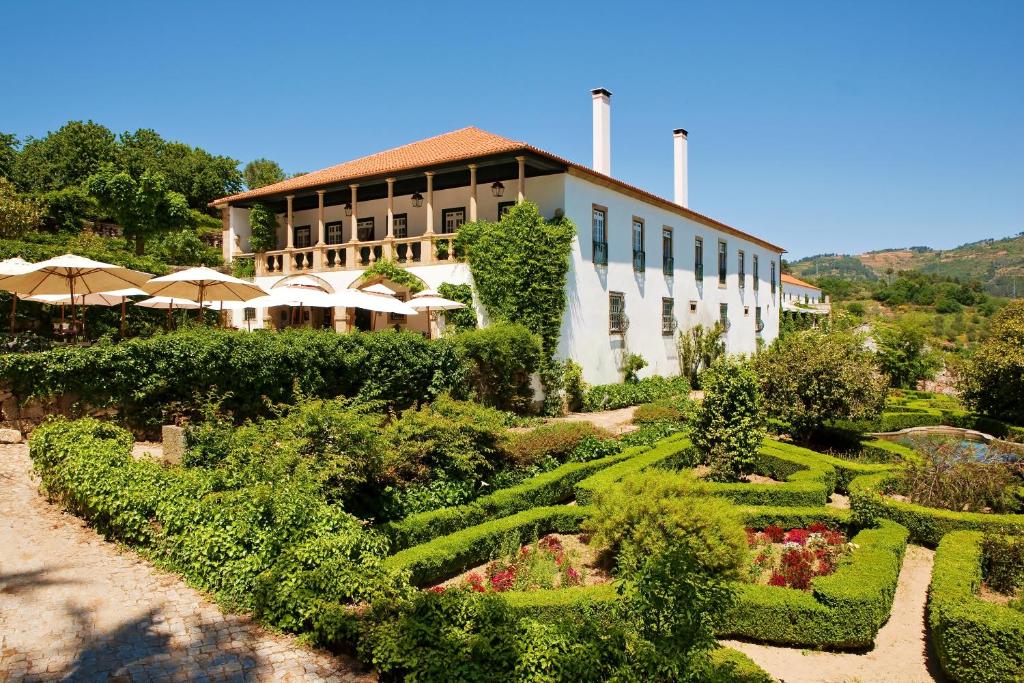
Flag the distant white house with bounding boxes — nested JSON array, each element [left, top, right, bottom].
[[781, 273, 830, 316], [212, 89, 786, 385]]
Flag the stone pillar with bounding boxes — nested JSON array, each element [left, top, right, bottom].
[[516, 156, 526, 203], [219, 205, 231, 262], [386, 178, 395, 239], [348, 184, 359, 243], [316, 190, 325, 245], [468, 164, 478, 221], [286, 195, 294, 249], [425, 172, 435, 235]]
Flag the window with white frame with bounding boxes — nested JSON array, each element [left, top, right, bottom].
[[738, 250, 746, 289], [718, 240, 728, 287], [325, 221, 343, 245], [393, 213, 408, 238], [357, 217, 374, 241], [661, 298, 675, 335], [753, 254, 760, 291], [593, 206, 608, 265], [719, 302, 729, 329], [441, 207, 465, 234], [662, 227, 674, 275], [632, 218, 645, 272], [694, 237, 704, 280], [294, 225, 311, 248], [609, 292, 626, 334]]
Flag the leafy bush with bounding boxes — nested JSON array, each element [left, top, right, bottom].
[[453, 323, 541, 412], [622, 352, 648, 383], [754, 329, 887, 442], [959, 300, 1024, 424], [582, 375, 690, 412], [0, 327, 469, 433], [929, 531, 1024, 683], [437, 282, 476, 333], [633, 399, 687, 424], [874, 322, 941, 389], [247, 202, 277, 252], [562, 359, 586, 413], [982, 533, 1024, 595], [902, 436, 1022, 514], [677, 322, 726, 388], [505, 421, 613, 467], [692, 357, 764, 482]]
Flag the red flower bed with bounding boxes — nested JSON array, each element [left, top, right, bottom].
[[431, 534, 587, 594], [746, 524, 852, 590]]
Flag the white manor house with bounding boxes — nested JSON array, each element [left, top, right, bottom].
[[213, 89, 786, 385]]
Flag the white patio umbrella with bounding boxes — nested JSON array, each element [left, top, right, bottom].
[[0, 257, 33, 332], [362, 283, 397, 296], [142, 267, 266, 321], [0, 254, 152, 333], [25, 287, 149, 338], [407, 289, 467, 339]]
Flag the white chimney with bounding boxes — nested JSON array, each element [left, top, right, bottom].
[[591, 88, 612, 176], [673, 128, 688, 207]]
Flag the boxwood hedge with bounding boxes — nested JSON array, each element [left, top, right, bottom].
[[574, 433, 691, 504], [929, 531, 1024, 683], [849, 470, 1024, 546]]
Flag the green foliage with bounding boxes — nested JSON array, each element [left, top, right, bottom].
[[622, 352, 648, 383], [582, 374, 690, 412], [505, 422, 613, 468], [574, 434, 692, 505], [437, 282, 476, 332], [0, 132, 17, 180], [0, 177, 42, 238], [981, 534, 1024, 595], [151, 228, 222, 266], [13, 120, 118, 193], [754, 329, 888, 442], [633, 399, 687, 424], [231, 256, 255, 279], [874, 322, 941, 388], [562, 360, 586, 413], [677, 322, 726, 388], [247, 203, 278, 253], [359, 258, 425, 293], [958, 300, 1024, 424], [692, 357, 765, 481], [243, 158, 286, 190], [39, 185, 95, 232], [929, 531, 1024, 683], [0, 328, 468, 433], [87, 166, 190, 254], [453, 323, 541, 412]]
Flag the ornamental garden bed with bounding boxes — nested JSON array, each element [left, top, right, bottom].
[[745, 522, 852, 589]]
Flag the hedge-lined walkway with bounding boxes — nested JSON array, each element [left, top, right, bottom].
[[0, 443, 374, 683], [723, 545, 944, 683]]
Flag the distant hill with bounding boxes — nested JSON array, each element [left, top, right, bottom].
[[789, 232, 1024, 296]]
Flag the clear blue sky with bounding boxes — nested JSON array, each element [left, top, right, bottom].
[[2, 0, 1021, 258]]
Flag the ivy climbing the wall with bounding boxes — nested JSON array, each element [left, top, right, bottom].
[[359, 258, 425, 293], [437, 283, 477, 332], [456, 201, 576, 415]]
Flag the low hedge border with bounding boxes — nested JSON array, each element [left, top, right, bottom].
[[382, 505, 594, 587], [383, 445, 650, 551], [718, 516, 909, 649], [706, 647, 775, 683], [700, 441, 837, 507], [574, 432, 691, 505], [929, 531, 1024, 683], [849, 470, 1024, 546], [765, 439, 901, 493]]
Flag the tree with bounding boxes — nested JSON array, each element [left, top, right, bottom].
[[244, 158, 287, 189], [13, 121, 117, 192], [677, 322, 725, 388], [0, 177, 42, 238], [691, 357, 765, 481], [958, 300, 1024, 424], [753, 329, 887, 442], [247, 203, 278, 253], [0, 132, 17, 180], [87, 166, 189, 255], [874, 322, 940, 388]]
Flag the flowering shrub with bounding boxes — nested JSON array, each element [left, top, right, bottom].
[[745, 524, 852, 590], [434, 534, 587, 594]]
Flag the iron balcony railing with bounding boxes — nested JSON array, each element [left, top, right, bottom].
[[663, 256, 674, 276], [633, 250, 646, 272], [593, 241, 609, 266]]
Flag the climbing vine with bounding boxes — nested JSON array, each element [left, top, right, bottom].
[[248, 203, 277, 253], [360, 258, 425, 293], [456, 201, 576, 414], [437, 282, 477, 332]]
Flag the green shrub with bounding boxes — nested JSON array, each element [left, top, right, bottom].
[[453, 323, 541, 412], [582, 375, 689, 412], [633, 398, 688, 424], [622, 352, 648, 383], [437, 282, 476, 333], [958, 300, 1024, 425], [929, 531, 1024, 682], [504, 421, 612, 467], [0, 328, 469, 433], [692, 357, 764, 481], [574, 433, 691, 505], [699, 440, 838, 508], [562, 359, 586, 413], [981, 534, 1024, 595], [677, 322, 726, 388]]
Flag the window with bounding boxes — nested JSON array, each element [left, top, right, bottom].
[[694, 237, 704, 281], [609, 292, 626, 334], [244, 307, 256, 321], [689, 300, 698, 313], [752, 254, 760, 291], [441, 207, 465, 234], [744, 306, 750, 316], [738, 250, 746, 289], [294, 226, 311, 248], [325, 221, 343, 245], [661, 298, 675, 335], [771, 261, 777, 296], [718, 240, 728, 287], [357, 217, 375, 241], [719, 302, 729, 329], [390, 293, 408, 323], [392, 213, 408, 238], [632, 218, 645, 272], [662, 227, 674, 276], [755, 306, 764, 333], [592, 206, 608, 265], [498, 201, 515, 219]]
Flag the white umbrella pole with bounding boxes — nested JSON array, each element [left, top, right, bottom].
[[8, 294, 15, 334], [426, 306, 431, 340]]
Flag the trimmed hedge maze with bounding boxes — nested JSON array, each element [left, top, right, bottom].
[[929, 532, 1024, 683]]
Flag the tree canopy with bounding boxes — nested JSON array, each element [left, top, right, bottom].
[[244, 158, 287, 190], [957, 300, 1024, 424], [87, 166, 190, 255]]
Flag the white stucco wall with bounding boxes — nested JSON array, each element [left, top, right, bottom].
[[782, 281, 824, 304], [559, 173, 782, 385]]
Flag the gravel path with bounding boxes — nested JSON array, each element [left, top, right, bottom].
[[723, 544, 945, 683], [0, 443, 375, 682]]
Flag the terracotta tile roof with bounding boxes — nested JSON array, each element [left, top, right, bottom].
[[781, 272, 821, 290], [213, 126, 785, 253]]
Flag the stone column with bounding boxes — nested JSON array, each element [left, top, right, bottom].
[[425, 172, 435, 235], [516, 156, 526, 203], [468, 164, 478, 221], [316, 191, 325, 245], [386, 178, 395, 238], [348, 184, 359, 243], [285, 195, 294, 249]]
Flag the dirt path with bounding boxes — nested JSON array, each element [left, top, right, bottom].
[[0, 443, 375, 682], [723, 545, 945, 683]]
